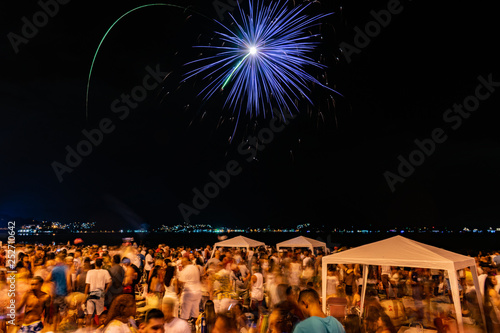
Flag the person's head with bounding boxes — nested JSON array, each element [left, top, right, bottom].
[[36, 249, 45, 258], [56, 253, 65, 263], [213, 314, 238, 333], [297, 288, 321, 318], [181, 257, 191, 267], [344, 314, 363, 333], [95, 258, 103, 268], [268, 308, 294, 333], [489, 274, 498, 286], [105, 294, 136, 326], [286, 285, 301, 303], [99, 310, 108, 326], [377, 312, 395, 331], [65, 256, 74, 266], [231, 303, 243, 316], [122, 257, 131, 267], [139, 309, 165, 333], [113, 254, 121, 264], [231, 264, 240, 273], [30, 276, 44, 292], [162, 297, 176, 319]]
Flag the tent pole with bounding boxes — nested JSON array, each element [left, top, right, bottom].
[[448, 268, 464, 333], [360, 264, 369, 319], [470, 265, 486, 330], [322, 258, 327, 313]]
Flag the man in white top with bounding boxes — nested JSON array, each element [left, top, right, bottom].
[[163, 298, 190, 333], [144, 249, 155, 282], [250, 268, 264, 312], [178, 257, 202, 324], [85, 258, 112, 329], [131, 248, 142, 270], [302, 250, 313, 268]]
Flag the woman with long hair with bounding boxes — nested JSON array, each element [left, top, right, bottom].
[[196, 299, 216, 332], [364, 305, 396, 333], [162, 260, 179, 318], [148, 265, 165, 299], [484, 274, 500, 333], [101, 294, 137, 333], [344, 314, 364, 333]]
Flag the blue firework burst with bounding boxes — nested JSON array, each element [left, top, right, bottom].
[[184, 0, 339, 123]]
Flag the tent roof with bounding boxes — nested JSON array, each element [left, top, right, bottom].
[[276, 236, 326, 249], [213, 235, 265, 248], [322, 235, 475, 270]]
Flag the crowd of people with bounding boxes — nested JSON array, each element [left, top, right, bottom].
[[1, 241, 500, 333]]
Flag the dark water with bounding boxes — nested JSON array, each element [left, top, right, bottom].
[[7, 231, 499, 255]]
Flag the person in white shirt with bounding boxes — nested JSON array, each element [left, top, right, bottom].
[[178, 257, 202, 324], [302, 250, 313, 268], [85, 258, 112, 329], [144, 249, 155, 283]]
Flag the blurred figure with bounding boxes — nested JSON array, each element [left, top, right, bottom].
[[85, 258, 112, 330], [364, 305, 396, 333], [344, 314, 363, 333], [106, 254, 125, 307], [178, 257, 202, 325], [484, 274, 500, 333], [162, 261, 179, 318], [250, 268, 264, 312], [145, 249, 155, 282], [196, 299, 216, 333], [17, 276, 51, 333], [163, 298, 191, 333], [212, 314, 238, 333], [231, 263, 250, 303], [268, 304, 295, 333], [286, 285, 305, 321], [48, 253, 72, 332], [231, 303, 248, 333], [101, 294, 137, 333], [122, 257, 137, 295]]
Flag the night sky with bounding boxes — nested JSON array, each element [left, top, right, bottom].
[[1, 0, 499, 230]]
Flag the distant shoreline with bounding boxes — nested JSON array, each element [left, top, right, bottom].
[[3, 231, 498, 255]]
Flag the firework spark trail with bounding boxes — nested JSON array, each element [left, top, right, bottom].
[[85, 3, 210, 121], [183, 0, 341, 135]]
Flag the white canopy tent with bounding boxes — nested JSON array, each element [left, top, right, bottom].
[[321, 236, 485, 333], [276, 236, 327, 254], [211, 235, 265, 258]]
